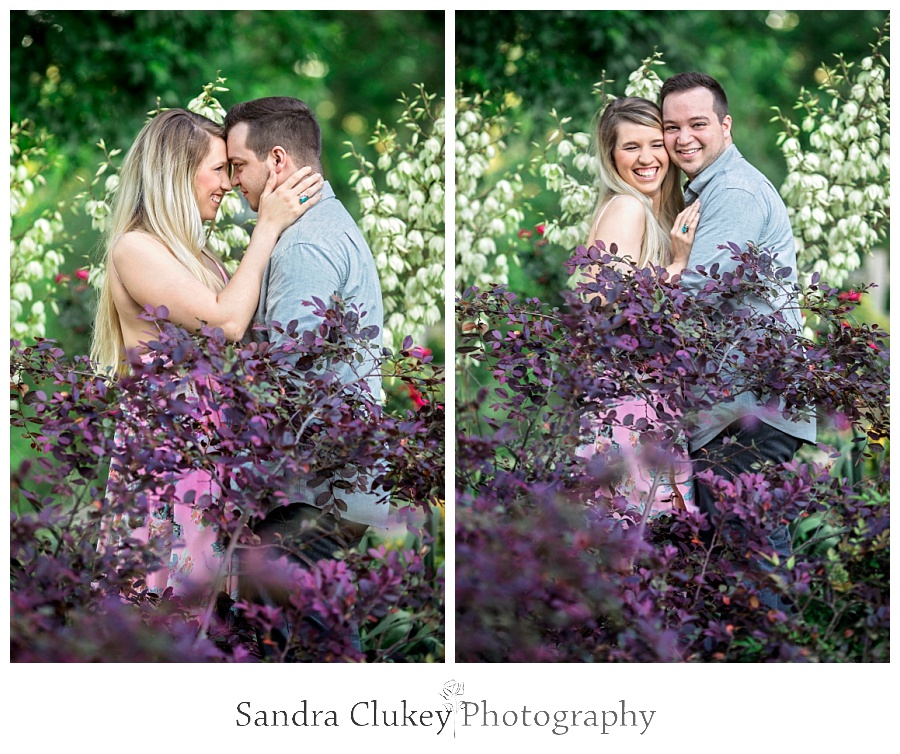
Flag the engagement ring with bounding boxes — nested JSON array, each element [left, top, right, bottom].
[[300, 195, 309, 204]]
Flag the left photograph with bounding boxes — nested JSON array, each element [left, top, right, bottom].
[[10, 10, 446, 663]]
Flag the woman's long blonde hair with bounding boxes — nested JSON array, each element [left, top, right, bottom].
[[91, 109, 227, 375], [587, 96, 684, 268]]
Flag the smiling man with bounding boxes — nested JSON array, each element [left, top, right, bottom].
[[660, 73, 816, 611]]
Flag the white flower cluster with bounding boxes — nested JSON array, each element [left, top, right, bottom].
[[623, 52, 666, 102], [205, 193, 249, 273], [185, 75, 229, 125], [776, 24, 890, 285], [82, 147, 119, 233], [10, 122, 67, 341], [455, 90, 524, 292], [538, 55, 665, 259], [347, 86, 445, 350]]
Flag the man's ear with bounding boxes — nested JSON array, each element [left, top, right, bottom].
[[269, 146, 289, 174], [721, 115, 733, 143]]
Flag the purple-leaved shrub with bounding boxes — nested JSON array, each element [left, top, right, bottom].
[[11, 296, 444, 662], [456, 243, 888, 662]]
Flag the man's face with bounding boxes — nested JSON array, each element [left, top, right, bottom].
[[662, 87, 732, 180], [226, 122, 270, 212]]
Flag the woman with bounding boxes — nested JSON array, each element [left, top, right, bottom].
[[93, 108, 323, 600], [576, 97, 699, 518], [586, 96, 697, 278]]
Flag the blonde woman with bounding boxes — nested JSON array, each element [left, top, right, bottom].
[[577, 97, 699, 517], [94, 108, 323, 600], [586, 96, 698, 277]]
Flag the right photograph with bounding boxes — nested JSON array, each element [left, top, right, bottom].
[[455, 10, 890, 662]]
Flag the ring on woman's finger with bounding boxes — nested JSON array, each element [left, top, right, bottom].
[[300, 195, 309, 204], [681, 224, 689, 234]]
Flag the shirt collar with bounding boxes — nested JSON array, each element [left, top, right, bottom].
[[683, 143, 740, 202]]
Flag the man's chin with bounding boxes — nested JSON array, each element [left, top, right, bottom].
[[675, 163, 698, 181]]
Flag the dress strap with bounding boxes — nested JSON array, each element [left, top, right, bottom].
[[213, 258, 229, 284], [198, 250, 230, 284], [596, 193, 627, 225], [109, 236, 125, 283], [201, 254, 229, 284], [109, 256, 123, 283]]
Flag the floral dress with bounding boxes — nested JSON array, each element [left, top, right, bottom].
[[575, 194, 697, 518], [105, 417, 236, 601], [575, 393, 696, 519], [101, 257, 236, 603]]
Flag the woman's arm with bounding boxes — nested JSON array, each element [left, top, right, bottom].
[[114, 168, 324, 341]]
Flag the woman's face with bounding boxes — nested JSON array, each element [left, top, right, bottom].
[[194, 137, 232, 222], [611, 121, 669, 200]]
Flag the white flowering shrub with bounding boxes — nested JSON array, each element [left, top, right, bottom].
[[459, 32, 888, 294], [455, 90, 525, 292], [10, 121, 69, 341], [185, 76, 251, 271], [345, 85, 445, 350], [536, 53, 666, 276], [774, 20, 890, 285], [185, 76, 231, 125], [79, 140, 121, 293]]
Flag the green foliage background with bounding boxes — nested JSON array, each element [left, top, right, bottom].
[[10, 9, 445, 477], [11, 9, 445, 351], [455, 9, 890, 302]]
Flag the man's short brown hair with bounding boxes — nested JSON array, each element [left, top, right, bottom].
[[660, 72, 729, 123], [224, 96, 322, 171]]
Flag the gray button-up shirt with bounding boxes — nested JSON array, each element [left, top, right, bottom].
[[254, 180, 389, 527], [680, 144, 816, 451]]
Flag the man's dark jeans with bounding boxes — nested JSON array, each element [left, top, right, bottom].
[[691, 419, 802, 611], [240, 503, 369, 656]]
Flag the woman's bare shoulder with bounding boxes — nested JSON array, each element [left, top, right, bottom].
[[588, 194, 646, 244], [602, 193, 645, 219], [111, 231, 174, 268], [113, 230, 167, 252]]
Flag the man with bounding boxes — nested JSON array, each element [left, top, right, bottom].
[[224, 97, 388, 642], [659, 73, 816, 603]]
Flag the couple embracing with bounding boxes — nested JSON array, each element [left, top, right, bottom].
[[93, 97, 387, 644], [578, 72, 816, 599]]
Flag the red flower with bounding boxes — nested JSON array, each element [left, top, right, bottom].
[[54, 273, 70, 285], [535, 224, 546, 236], [405, 384, 428, 409], [838, 289, 862, 303], [518, 229, 533, 239], [74, 268, 90, 281], [408, 345, 432, 360]]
